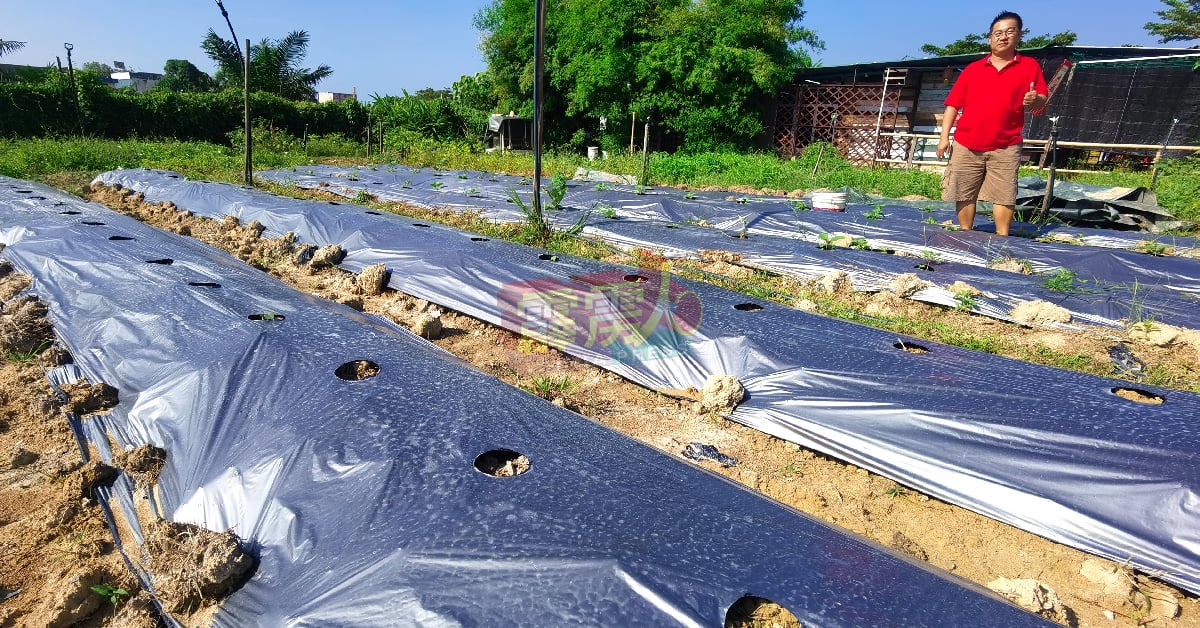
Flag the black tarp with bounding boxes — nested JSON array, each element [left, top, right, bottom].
[[88, 169, 1200, 596], [0, 176, 1057, 626]]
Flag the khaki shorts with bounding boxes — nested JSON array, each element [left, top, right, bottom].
[[941, 142, 1020, 206]]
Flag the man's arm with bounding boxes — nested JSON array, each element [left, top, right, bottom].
[[936, 105, 959, 159]]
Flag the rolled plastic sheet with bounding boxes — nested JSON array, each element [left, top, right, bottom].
[[88, 170, 1200, 595], [0, 176, 1058, 626]]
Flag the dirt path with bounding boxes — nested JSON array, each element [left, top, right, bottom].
[[10, 182, 1193, 627]]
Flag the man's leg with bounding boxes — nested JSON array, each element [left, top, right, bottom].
[[956, 201, 977, 231], [991, 204, 1014, 236]]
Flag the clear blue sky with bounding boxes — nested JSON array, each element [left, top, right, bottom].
[[1, 0, 1185, 99]]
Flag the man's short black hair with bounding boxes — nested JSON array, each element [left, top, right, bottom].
[[991, 10, 1023, 32]]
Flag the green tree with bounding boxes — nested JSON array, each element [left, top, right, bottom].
[[1, 40, 27, 57], [475, 0, 821, 152], [155, 59, 215, 92], [82, 61, 115, 75], [451, 72, 498, 113], [921, 30, 1077, 56], [201, 29, 333, 100], [1145, 0, 1200, 42]]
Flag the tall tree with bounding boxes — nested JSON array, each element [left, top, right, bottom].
[[156, 59, 215, 92], [476, 0, 821, 151], [1145, 0, 1200, 42], [82, 61, 115, 75], [921, 30, 1077, 56], [201, 28, 333, 100], [0, 40, 26, 57]]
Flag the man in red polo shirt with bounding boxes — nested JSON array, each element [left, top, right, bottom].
[[936, 11, 1047, 236]]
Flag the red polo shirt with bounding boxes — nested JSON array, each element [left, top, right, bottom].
[[945, 53, 1047, 151]]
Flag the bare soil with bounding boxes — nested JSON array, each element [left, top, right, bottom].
[[5, 182, 1195, 627]]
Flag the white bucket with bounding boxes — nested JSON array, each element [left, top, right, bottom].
[[811, 192, 847, 211], [587, 146, 600, 161]]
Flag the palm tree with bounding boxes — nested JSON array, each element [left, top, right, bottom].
[[201, 29, 332, 100], [0, 40, 26, 57]]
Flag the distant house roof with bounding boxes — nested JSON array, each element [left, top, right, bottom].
[[796, 46, 1199, 83]]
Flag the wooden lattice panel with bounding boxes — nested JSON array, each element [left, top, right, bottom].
[[772, 83, 902, 165]]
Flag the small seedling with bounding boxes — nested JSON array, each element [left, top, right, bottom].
[[922, 250, 943, 263], [923, 216, 937, 225], [851, 237, 869, 250], [953, 291, 978, 312], [464, 187, 480, 197], [546, 172, 569, 210], [457, 174, 469, 180], [885, 486, 909, 499], [594, 182, 612, 191], [1138, 238, 1172, 256], [634, 184, 649, 195], [1042, 268, 1085, 292], [527, 374, 577, 400], [430, 180, 444, 189], [736, 196, 749, 204], [400, 179, 412, 189], [817, 232, 836, 250], [5, 339, 51, 362], [518, 176, 533, 185], [781, 462, 803, 478], [941, 224, 961, 231], [864, 205, 885, 220], [684, 192, 697, 200], [352, 190, 371, 204], [790, 200, 810, 212], [91, 584, 129, 607], [920, 204, 935, 212], [598, 205, 618, 219]]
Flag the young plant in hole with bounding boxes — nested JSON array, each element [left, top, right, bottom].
[[864, 204, 886, 220], [1042, 268, 1085, 292], [430, 180, 444, 189], [953, 291, 978, 312], [457, 174, 469, 180], [594, 182, 612, 191], [923, 216, 937, 224], [597, 204, 618, 219], [922, 249, 943, 263], [736, 196, 749, 204], [1138, 238, 1172, 256], [941, 223, 960, 231], [791, 200, 810, 212], [634, 184, 649, 195], [464, 187, 480, 197], [920, 203, 935, 212], [851, 237, 869, 250], [91, 584, 129, 607], [400, 179, 412, 189], [684, 191, 697, 200], [546, 172, 568, 210], [817, 232, 836, 250]]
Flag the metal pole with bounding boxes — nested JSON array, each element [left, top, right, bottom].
[[812, 113, 838, 177], [1037, 116, 1060, 223], [244, 38, 252, 186], [530, 0, 547, 238], [1150, 118, 1179, 191], [640, 115, 651, 185], [63, 43, 81, 134]]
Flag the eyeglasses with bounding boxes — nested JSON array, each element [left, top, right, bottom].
[[991, 28, 1019, 38]]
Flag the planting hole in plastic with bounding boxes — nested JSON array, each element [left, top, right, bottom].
[[412, 223, 431, 228], [474, 449, 531, 477], [335, 360, 380, 381], [82, 221, 106, 226], [365, 211, 382, 215], [61, 211, 82, 215], [470, 237, 489, 242], [1111, 387, 1164, 405], [734, 303, 763, 312], [248, 313, 286, 321], [725, 596, 798, 628], [894, 340, 931, 354], [915, 264, 935, 272], [145, 258, 174, 265], [538, 254, 559, 261], [623, 274, 647, 283], [188, 282, 221, 288], [108, 236, 134, 241]]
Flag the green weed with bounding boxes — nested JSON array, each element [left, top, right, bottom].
[[864, 205, 885, 220], [953, 291, 978, 312], [90, 584, 129, 607], [1042, 268, 1086, 292], [526, 375, 577, 400]]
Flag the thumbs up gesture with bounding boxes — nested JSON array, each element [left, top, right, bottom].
[[1023, 82, 1039, 107]]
